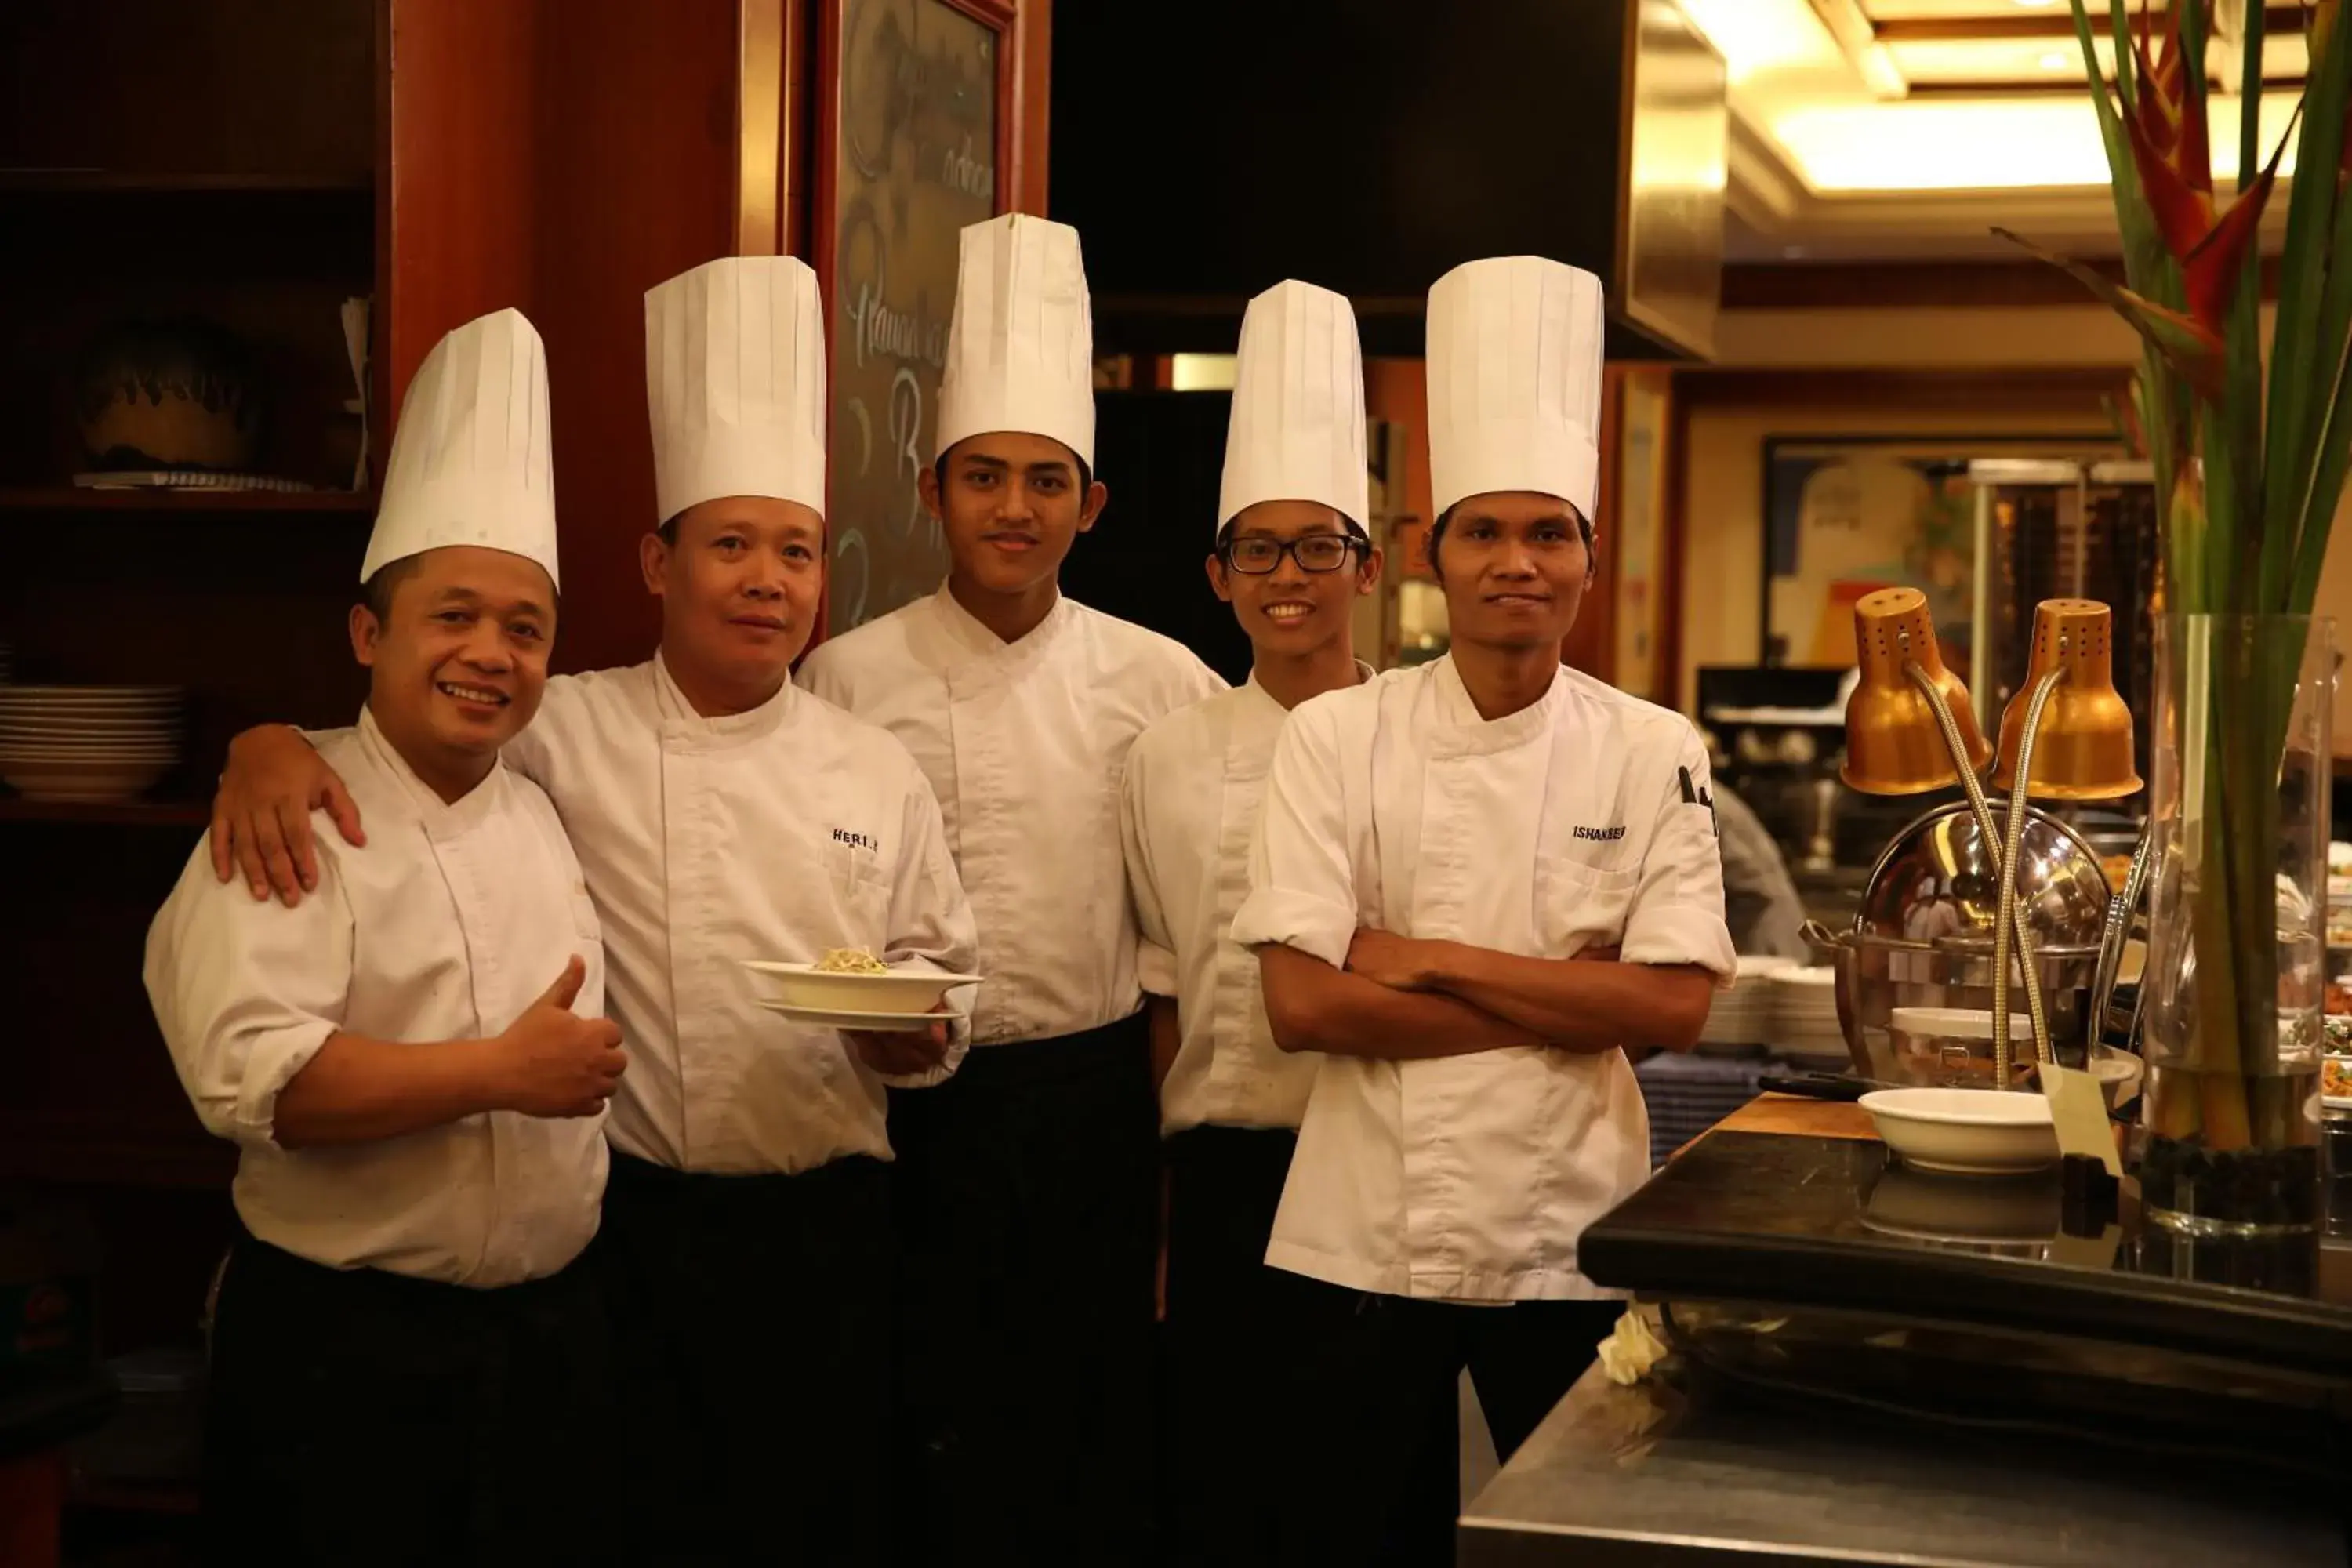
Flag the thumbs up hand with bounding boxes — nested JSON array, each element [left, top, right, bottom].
[[494, 956, 626, 1119]]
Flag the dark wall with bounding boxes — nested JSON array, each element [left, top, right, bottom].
[[1051, 0, 1639, 354], [1061, 389, 1252, 687]]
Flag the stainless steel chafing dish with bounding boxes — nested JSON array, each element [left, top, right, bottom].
[[1821, 801, 2113, 1083]]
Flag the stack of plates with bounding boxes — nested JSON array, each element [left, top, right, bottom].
[[1768, 966, 1849, 1066], [1697, 955, 1795, 1052], [0, 685, 184, 802]]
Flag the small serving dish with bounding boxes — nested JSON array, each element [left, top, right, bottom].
[[1857, 1086, 2061, 1177], [740, 960, 981, 1016]]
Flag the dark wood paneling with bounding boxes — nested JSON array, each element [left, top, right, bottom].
[[1563, 365, 1624, 683], [1725, 257, 2285, 312], [1013, 0, 1052, 214], [531, 0, 739, 674], [378, 0, 739, 675], [1870, 5, 2303, 43], [0, 0, 372, 184], [1658, 381, 1693, 710], [377, 0, 540, 427], [1675, 366, 2134, 412]]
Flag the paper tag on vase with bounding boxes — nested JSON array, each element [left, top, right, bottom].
[[2042, 1063, 2122, 1177]]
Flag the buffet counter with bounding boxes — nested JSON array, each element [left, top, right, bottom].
[[1458, 1356, 2338, 1567], [1458, 1097, 2352, 1566]]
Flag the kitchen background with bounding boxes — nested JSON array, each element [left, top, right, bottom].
[[2, 1, 2345, 1561]]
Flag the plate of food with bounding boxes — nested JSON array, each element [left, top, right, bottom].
[[742, 948, 981, 1017]]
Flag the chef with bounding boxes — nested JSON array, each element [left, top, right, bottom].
[[1231, 256, 1736, 1565], [200, 256, 979, 1565], [1117, 278, 1381, 1566], [797, 213, 1224, 1563], [146, 310, 626, 1565]]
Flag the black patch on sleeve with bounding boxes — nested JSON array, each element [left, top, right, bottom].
[[1679, 764, 1718, 837]]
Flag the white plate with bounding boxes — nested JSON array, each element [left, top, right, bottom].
[[0, 752, 179, 766], [0, 705, 183, 720], [753, 999, 944, 1033], [0, 722, 180, 738], [0, 684, 182, 699], [742, 960, 983, 1015], [1859, 1087, 2060, 1176]]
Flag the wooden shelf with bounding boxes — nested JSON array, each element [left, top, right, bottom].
[[0, 1121, 233, 1191], [0, 488, 371, 514], [0, 170, 370, 194], [0, 799, 209, 827], [70, 1475, 203, 1519]]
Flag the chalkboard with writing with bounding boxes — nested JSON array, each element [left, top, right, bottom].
[[818, 0, 1004, 633]]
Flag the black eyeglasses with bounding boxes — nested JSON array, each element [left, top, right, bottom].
[[1221, 535, 1363, 575]]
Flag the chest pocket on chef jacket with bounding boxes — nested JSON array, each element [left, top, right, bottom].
[[1536, 852, 1640, 956], [823, 839, 893, 938]]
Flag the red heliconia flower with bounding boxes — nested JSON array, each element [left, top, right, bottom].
[[2126, 2, 2217, 266], [2183, 125, 2288, 331], [2115, 0, 2285, 335]]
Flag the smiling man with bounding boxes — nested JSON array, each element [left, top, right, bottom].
[[1231, 257, 1737, 1564], [202, 257, 977, 1565], [146, 310, 627, 1564], [1118, 279, 1381, 1566], [797, 213, 1225, 1563]]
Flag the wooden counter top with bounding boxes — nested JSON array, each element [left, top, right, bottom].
[[1700, 1092, 1877, 1143]]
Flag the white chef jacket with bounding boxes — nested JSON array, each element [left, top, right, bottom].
[[1230, 658, 1735, 1301], [798, 585, 1225, 1046], [1120, 668, 1371, 1135], [501, 655, 978, 1174], [145, 708, 608, 1289]]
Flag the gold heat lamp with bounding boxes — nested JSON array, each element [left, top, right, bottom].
[[1841, 586, 1992, 795], [1993, 598, 2142, 801], [1838, 586, 2058, 1088]]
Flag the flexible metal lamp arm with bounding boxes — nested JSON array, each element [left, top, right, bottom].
[[1902, 659, 2057, 1084], [1992, 667, 2067, 1083]]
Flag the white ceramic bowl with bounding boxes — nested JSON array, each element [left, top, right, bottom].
[[741, 960, 982, 1015], [2024, 1046, 2145, 1114], [1858, 1087, 2061, 1176]]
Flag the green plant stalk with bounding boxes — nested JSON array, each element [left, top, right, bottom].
[[2062, 0, 2350, 1158], [2238, 0, 2267, 192]]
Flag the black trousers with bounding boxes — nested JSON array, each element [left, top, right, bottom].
[[201, 1232, 619, 1568], [1161, 1122, 1330, 1567], [597, 1149, 892, 1567], [1287, 1287, 1624, 1568], [887, 1013, 1160, 1566]]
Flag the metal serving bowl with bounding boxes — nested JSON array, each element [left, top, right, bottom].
[[1828, 801, 2113, 1083]]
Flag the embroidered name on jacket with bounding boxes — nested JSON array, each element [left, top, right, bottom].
[[1573, 824, 1627, 843], [831, 828, 880, 852]]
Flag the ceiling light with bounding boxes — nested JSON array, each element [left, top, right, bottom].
[[1771, 93, 2296, 192]]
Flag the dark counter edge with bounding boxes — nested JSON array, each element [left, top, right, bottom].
[[1580, 1132, 2352, 1378]]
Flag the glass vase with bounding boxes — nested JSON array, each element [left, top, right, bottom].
[[2138, 614, 2335, 1236]]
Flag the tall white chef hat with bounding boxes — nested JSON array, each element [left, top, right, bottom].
[[644, 255, 826, 524], [1217, 280, 1369, 538], [934, 213, 1095, 468], [1425, 256, 1606, 527], [362, 307, 559, 588]]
